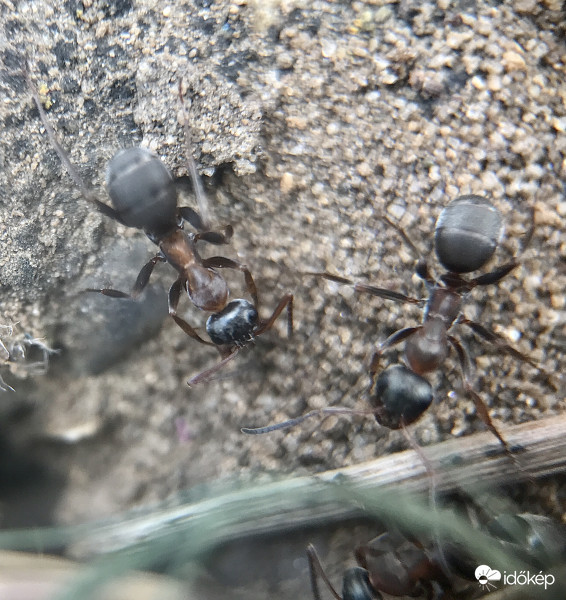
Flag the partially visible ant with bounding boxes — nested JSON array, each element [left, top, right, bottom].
[[29, 74, 293, 384], [307, 530, 448, 600], [307, 509, 566, 600], [244, 195, 540, 456]]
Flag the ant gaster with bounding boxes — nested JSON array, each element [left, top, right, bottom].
[[244, 196, 538, 455], [30, 76, 292, 384]]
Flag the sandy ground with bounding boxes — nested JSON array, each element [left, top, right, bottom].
[[0, 0, 565, 597]]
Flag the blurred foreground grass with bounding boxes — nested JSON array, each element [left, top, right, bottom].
[[1, 415, 565, 600]]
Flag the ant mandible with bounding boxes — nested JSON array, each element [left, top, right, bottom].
[[244, 196, 538, 455], [29, 75, 293, 384]]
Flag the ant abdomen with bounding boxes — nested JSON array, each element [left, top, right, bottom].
[[434, 194, 504, 273], [106, 147, 178, 236], [206, 299, 259, 346]]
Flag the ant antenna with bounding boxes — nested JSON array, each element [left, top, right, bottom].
[[307, 544, 342, 600], [241, 406, 384, 435], [187, 348, 241, 387], [178, 79, 212, 230]]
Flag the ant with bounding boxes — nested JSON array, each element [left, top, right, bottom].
[[29, 74, 293, 384], [307, 530, 449, 600], [307, 511, 566, 600], [244, 195, 540, 456]]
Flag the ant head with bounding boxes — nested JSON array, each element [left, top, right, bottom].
[[206, 299, 259, 346], [342, 567, 380, 600], [106, 148, 178, 238], [369, 365, 433, 429], [434, 195, 503, 273]]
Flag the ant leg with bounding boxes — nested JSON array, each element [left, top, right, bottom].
[[201, 256, 259, 310], [86, 255, 166, 299], [0, 339, 10, 362], [397, 424, 455, 582], [241, 406, 379, 435], [305, 272, 422, 305], [306, 544, 342, 600], [177, 206, 207, 231], [369, 327, 420, 379], [28, 72, 127, 224], [254, 294, 293, 338], [0, 373, 15, 392], [382, 213, 421, 257], [447, 336, 514, 458], [415, 261, 435, 288], [177, 207, 234, 245], [168, 278, 216, 348], [187, 348, 240, 386], [471, 261, 520, 286], [457, 317, 538, 368], [472, 207, 535, 287], [193, 226, 234, 246]]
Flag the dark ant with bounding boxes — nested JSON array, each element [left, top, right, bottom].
[[307, 511, 566, 600], [29, 75, 293, 384], [244, 195, 539, 455], [307, 530, 448, 600]]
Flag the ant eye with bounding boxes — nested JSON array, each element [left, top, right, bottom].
[[435, 195, 503, 273]]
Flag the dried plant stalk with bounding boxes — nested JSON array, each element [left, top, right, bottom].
[[61, 413, 566, 558]]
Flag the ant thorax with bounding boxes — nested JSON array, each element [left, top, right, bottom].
[[423, 286, 463, 328]]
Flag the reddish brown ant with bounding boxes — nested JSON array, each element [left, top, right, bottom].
[[244, 195, 540, 457], [307, 508, 566, 600], [29, 75, 292, 384], [307, 531, 448, 600]]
